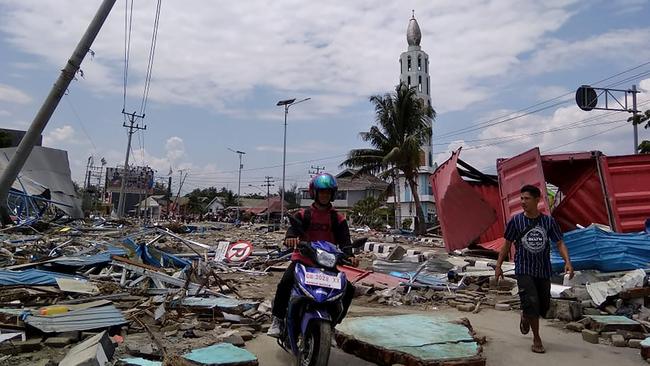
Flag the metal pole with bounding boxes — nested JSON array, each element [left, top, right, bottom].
[[281, 105, 288, 223], [237, 152, 242, 221], [266, 180, 271, 226], [0, 0, 117, 224], [632, 84, 639, 154]]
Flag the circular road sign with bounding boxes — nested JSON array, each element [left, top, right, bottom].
[[226, 241, 253, 262], [576, 85, 598, 111]]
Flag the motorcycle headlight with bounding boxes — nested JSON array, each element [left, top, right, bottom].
[[315, 249, 337, 268]]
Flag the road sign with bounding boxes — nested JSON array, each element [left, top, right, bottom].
[[214, 241, 230, 262], [576, 85, 597, 111], [226, 241, 253, 262]]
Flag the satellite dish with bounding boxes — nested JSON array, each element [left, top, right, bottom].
[[576, 85, 597, 111]]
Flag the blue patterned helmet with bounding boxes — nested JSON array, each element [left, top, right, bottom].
[[309, 173, 338, 201]]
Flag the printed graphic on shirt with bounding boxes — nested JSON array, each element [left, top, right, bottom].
[[521, 226, 548, 254]]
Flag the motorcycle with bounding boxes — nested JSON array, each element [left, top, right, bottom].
[[277, 237, 367, 366]]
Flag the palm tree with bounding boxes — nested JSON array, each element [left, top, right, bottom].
[[628, 109, 650, 153], [341, 83, 435, 234]]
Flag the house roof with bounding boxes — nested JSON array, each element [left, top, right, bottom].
[[336, 172, 389, 191], [206, 196, 224, 209], [247, 196, 288, 215]]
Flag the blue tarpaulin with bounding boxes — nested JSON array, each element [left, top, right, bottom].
[[0, 269, 81, 286], [551, 226, 650, 272], [121, 238, 191, 269]]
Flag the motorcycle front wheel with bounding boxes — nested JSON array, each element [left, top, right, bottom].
[[296, 319, 332, 366]]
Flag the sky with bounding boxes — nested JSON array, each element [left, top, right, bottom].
[[0, 0, 649, 196]]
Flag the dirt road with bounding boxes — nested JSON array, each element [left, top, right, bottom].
[[245, 305, 643, 366]]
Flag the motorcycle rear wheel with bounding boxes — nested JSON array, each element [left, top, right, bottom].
[[296, 320, 332, 366]]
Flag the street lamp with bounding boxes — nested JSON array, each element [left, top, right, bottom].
[[228, 148, 246, 222], [276, 97, 310, 223]]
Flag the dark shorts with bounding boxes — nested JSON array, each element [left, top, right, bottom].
[[517, 275, 551, 318]]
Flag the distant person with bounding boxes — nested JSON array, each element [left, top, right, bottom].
[[495, 184, 574, 354]]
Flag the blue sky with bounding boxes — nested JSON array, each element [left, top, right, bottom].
[[0, 0, 649, 195]]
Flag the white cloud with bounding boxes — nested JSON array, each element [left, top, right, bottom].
[[536, 85, 569, 101], [43, 125, 75, 146], [0, 83, 31, 104], [165, 136, 185, 165], [434, 77, 650, 171], [0, 0, 590, 115], [526, 28, 650, 76], [0, 110, 10, 117]]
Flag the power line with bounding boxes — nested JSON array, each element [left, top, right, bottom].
[[435, 60, 650, 140], [140, 0, 162, 115], [122, 0, 134, 111], [545, 123, 629, 153]]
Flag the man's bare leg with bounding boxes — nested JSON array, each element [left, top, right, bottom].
[[529, 316, 545, 353]]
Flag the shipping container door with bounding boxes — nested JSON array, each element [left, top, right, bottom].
[[497, 147, 550, 224]]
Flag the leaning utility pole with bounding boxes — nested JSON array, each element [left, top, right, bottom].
[[262, 176, 275, 225], [116, 110, 146, 217], [0, 0, 117, 225]]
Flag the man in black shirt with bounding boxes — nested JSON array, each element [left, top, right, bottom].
[[495, 184, 574, 354]]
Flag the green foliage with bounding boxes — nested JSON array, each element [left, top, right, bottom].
[[0, 131, 12, 148], [401, 217, 413, 230], [349, 196, 390, 229], [278, 183, 300, 209], [341, 83, 435, 234], [639, 141, 650, 154]]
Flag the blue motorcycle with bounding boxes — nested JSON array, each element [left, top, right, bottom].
[[277, 238, 366, 366]]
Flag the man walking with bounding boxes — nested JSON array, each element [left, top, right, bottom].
[[495, 184, 574, 353]]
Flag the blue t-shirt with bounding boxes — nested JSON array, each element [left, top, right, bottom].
[[504, 213, 563, 279]]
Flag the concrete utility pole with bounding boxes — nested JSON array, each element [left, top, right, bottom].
[[0, 0, 117, 224], [276, 97, 310, 223], [117, 110, 146, 217], [632, 84, 639, 154], [228, 148, 246, 222], [263, 176, 275, 225], [308, 165, 325, 177]]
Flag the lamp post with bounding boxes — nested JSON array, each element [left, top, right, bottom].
[[228, 148, 246, 222], [276, 97, 310, 224]]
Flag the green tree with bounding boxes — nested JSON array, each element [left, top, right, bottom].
[[218, 187, 239, 207], [341, 83, 435, 234], [349, 196, 390, 230], [278, 183, 300, 209], [628, 109, 650, 153], [0, 131, 12, 148]]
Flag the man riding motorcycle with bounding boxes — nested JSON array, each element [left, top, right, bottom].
[[267, 173, 358, 338]]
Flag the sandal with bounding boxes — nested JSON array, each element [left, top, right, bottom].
[[520, 317, 530, 335], [531, 344, 546, 353]]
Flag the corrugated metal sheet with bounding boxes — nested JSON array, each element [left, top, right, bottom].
[[497, 147, 550, 223], [552, 167, 609, 232], [0, 269, 81, 286], [431, 149, 497, 252], [601, 154, 650, 232], [550, 226, 650, 272], [24, 305, 127, 332], [467, 182, 505, 243]]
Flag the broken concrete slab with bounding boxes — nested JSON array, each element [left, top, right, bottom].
[[566, 322, 585, 332], [118, 358, 162, 366], [586, 315, 644, 333], [582, 329, 600, 344], [182, 343, 258, 366], [335, 314, 485, 366], [612, 334, 627, 347], [59, 330, 115, 366]]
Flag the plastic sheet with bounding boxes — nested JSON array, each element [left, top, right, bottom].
[[551, 226, 650, 272]]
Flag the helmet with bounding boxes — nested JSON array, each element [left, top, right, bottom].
[[309, 173, 338, 202]]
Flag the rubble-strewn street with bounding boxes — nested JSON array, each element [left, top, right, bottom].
[[1, 221, 649, 365]]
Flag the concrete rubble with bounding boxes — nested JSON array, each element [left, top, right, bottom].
[[0, 216, 649, 364]]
